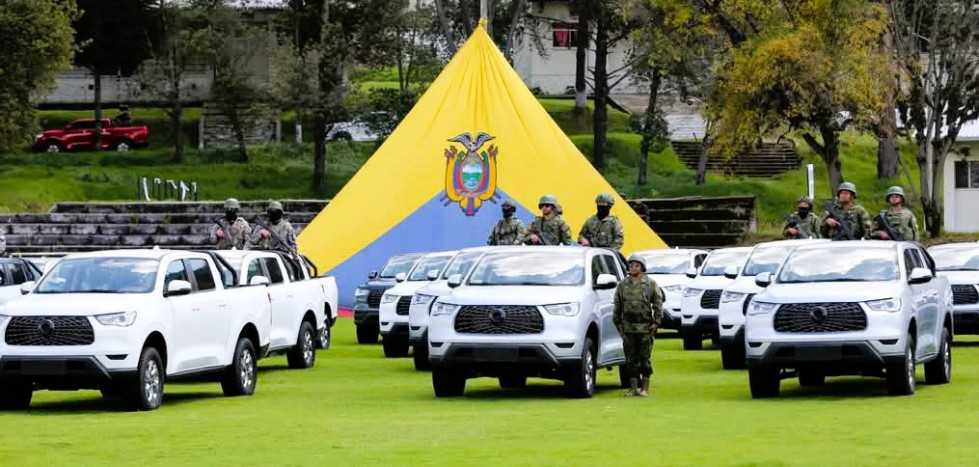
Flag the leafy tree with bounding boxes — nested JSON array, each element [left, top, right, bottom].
[[0, 0, 78, 152]]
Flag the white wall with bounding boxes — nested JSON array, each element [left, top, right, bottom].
[[943, 140, 979, 232]]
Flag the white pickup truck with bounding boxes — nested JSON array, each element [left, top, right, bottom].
[[0, 257, 44, 306], [0, 249, 272, 411], [216, 251, 338, 367]]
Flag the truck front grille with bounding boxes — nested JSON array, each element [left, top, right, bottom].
[[952, 285, 979, 305], [367, 290, 383, 308], [773, 303, 867, 333], [5, 316, 95, 346], [700, 289, 722, 309], [454, 305, 544, 334], [396, 296, 411, 316]]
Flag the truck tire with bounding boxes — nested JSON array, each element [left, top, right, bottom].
[[748, 364, 780, 398], [683, 330, 703, 350], [886, 333, 916, 396], [0, 382, 33, 410], [564, 337, 597, 398], [413, 343, 431, 371], [720, 341, 746, 370], [222, 337, 257, 397], [924, 327, 951, 385], [287, 321, 316, 369], [114, 139, 132, 151], [432, 369, 466, 397], [382, 336, 409, 358], [356, 323, 378, 344], [44, 141, 63, 153], [318, 324, 332, 350], [125, 346, 164, 411]]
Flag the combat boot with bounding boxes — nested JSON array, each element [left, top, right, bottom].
[[638, 377, 650, 397], [625, 377, 639, 396]]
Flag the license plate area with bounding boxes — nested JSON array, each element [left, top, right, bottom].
[[21, 360, 68, 376], [474, 347, 519, 361], [795, 346, 842, 361]]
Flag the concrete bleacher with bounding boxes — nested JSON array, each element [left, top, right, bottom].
[[671, 141, 801, 178]]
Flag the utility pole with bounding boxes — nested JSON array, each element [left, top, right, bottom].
[[480, 0, 491, 35], [293, 0, 303, 143]]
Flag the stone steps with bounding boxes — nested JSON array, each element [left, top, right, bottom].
[[51, 200, 329, 214], [671, 141, 801, 178], [0, 223, 308, 236], [0, 212, 317, 225]]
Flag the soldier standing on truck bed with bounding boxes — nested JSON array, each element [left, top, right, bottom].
[[211, 198, 251, 250]]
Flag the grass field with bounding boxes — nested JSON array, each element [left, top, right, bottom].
[[2, 319, 977, 465]]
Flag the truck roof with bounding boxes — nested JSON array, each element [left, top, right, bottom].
[[61, 249, 208, 261]]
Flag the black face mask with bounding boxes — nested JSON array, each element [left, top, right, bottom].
[[597, 205, 611, 219], [798, 207, 811, 218], [502, 207, 515, 219], [269, 210, 283, 222], [224, 209, 238, 222]]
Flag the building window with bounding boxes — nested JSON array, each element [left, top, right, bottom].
[[954, 160, 979, 188], [552, 22, 580, 48]]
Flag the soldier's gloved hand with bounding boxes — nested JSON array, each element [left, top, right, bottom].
[[878, 231, 890, 240], [215, 230, 226, 239], [530, 234, 540, 244], [649, 324, 658, 336], [826, 218, 840, 227], [260, 229, 271, 239], [580, 238, 591, 247], [787, 227, 799, 235]]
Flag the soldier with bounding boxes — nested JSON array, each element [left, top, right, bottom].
[[820, 182, 871, 240], [613, 254, 664, 397], [211, 198, 251, 250], [0, 231, 6, 257], [257, 201, 298, 253], [523, 194, 573, 245], [578, 193, 625, 250], [783, 196, 821, 239], [487, 199, 526, 245], [871, 186, 919, 241], [114, 104, 132, 126]]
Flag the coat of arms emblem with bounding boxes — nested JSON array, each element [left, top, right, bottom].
[[441, 132, 499, 216]]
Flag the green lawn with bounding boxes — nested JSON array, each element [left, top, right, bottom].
[[1, 320, 978, 465]]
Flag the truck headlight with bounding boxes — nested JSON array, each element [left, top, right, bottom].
[[747, 302, 778, 316], [431, 303, 460, 316], [663, 285, 683, 294], [866, 298, 902, 313], [354, 288, 369, 302], [381, 293, 399, 304], [683, 287, 702, 297], [412, 294, 436, 306], [721, 291, 746, 303], [95, 311, 137, 326], [543, 302, 580, 316]]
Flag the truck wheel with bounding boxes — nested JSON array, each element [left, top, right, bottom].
[[287, 321, 316, 369], [125, 346, 164, 411], [683, 330, 703, 350], [564, 337, 597, 398], [720, 342, 745, 370], [499, 375, 527, 389], [413, 343, 431, 371], [0, 382, 33, 410], [748, 364, 780, 398], [356, 323, 378, 344], [114, 139, 132, 151], [45, 142, 63, 153], [432, 369, 466, 397], [618, 365, 630, 388], [318, 324, 332, 350], [886, 333, 916, 396], [222, 337, 257, 397], [924, 327, 951, 385], [798, 371, 825, 387], [382, 336, 409, 358]]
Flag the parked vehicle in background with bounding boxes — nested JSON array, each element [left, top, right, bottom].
[[353, 253, 424, 344], [0, 258, 43, 306], [325, 117, 381, 142], [379, 250, 457, 358], [680, 247, 752, 350], [33, 118, 149, 153], [928, 243, 979, 334], [745, 242, 953, 398], [629, 248, 708, 330], [718, 239, 828, 369]]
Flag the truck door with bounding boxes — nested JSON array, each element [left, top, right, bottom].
[[262, 257, 294, 348]]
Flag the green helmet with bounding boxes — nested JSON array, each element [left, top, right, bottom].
[[268, 201, 283, 211], [837, 182, 857, 198], [885, 186, 906, 202], [797, 196, 813, 207], [595, 193, 615, 205], [502, 199, 516, 208], [538, 194, 558, 207], [626, 254, 647, 272], [224, 198, 240, 210]]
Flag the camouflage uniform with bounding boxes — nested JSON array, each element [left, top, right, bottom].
[[872, 209, 919, 242], [524, 216, 573, 245], [783, 212, 821, 239], [820, 203, 871, 240], [613, 274, 664, 381], [578, 215, 625, 250], [260, 219, 298, 253], [0, 233, 6, 256], [211, 217, 252, 250], [488, 218, 527, 245]]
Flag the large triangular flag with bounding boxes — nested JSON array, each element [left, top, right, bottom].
[[298, 24, 667, 308]]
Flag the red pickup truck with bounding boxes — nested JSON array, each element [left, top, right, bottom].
[[33, 118, 149, 153]]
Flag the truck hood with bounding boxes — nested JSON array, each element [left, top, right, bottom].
[[936, 270, 979, 285], [415, 280, 452, 298], [685, 275, 735, 290], [724, 275, 763, 294], [0, 293, 150, 316], [440, 285, 585, 306], [645, 274, 690, 287], [358, 278, 397, 290], [386, 280, 438, 296], [754, 281, 904, 304]]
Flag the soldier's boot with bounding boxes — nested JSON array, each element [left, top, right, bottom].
[[625, 378, 639, 397], [638, 377, 650, 397]]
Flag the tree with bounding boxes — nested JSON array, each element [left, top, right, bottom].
[[431, 0, 530, 60], [590, 0, 638, 170], [0, 0, 77, 153], [73, 0, 157, 149], [889, 0, 979, 237]]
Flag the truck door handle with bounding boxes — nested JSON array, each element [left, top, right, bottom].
[[192, 307, 201, 312], [286, 295, 294, 299], [218, 304, 228, 309]]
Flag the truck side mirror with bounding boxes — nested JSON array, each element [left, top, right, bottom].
[[754, 272, 773, 288], [685, 267, 698, 279], [908, 267, 933, 284], [368, 270, 378, 280], [19, 281, 36, 295], [164, 280, 193, 297], [594, 274, 618, 290], [447, 274, 463, 288], [250, 276, 270, 286], [427, 270, 439, 281], [724, 266, 739, 280], [395, 272, 407, 283]]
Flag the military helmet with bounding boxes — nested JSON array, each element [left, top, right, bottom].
[[797, 195, 813, 207], [268, 201, 283, 211], [885, 186, 906, 202], [837, 181, 857, 198], [502, 199, 516, 208], [224, 198, 240, 210], [595, 193, 615, 205], [626, 254, 647, 272], [538, 194, 558, 207]]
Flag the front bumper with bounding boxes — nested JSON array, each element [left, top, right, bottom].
[[746, 340, 907, 374], [682, 315, 718, 336], [0, 356, 135, 389], [409, 326, 428, 346], [354, 304, 379, 325], [381, 322, 409, 339], [429, 342, 582, 378], [953, 306, 979, 334]]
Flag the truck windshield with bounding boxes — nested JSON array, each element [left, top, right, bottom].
[[699, 251, 748, 276], [931, 248, 979, 271], [779, 248, 898, 283], [742, 246, 795, 276], [379, 255, 420, 279], [468, 252, 584, 286], [408, 255, 452, 281], [635, 252, 689, 274], [35, 258, 160, 294], [440, 252, 483, 279]]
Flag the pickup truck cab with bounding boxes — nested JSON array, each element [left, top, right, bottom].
[[353, 253, 424, 344], [379, 251, 457, 358], [0, 257, 44, 306], [0, 249, 272, 411], [717, 239, 827, 369], [680, 247, 752, 350], [629, 248, 708, 330], [34, 118, 149, 153], [216, 250, 338, 367], [428, 246, 628, 398], [745, 241, 953, 398], [928, 243, 979, 334]]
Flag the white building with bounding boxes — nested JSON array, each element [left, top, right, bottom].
[[942, 120, 979, 232]]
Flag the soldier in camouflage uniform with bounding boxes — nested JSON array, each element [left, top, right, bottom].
[[523, 194, 573, 245], [0, 232, 6, 257], [783, 196, 821, 239], [820, 182, 872, 240], [488, 199, 526, 245], [613, 254, 663, 397], [257, 201, 298, 253], [871, 186, 919, 242], [578, 193, 625, 250], [211, 198, 252, 250]]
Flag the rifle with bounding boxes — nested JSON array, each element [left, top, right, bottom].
[[873, 212, 902, 241], [252, 216, 299, 257], [212, 217, 233, 245], [784, 213, 800, 236], [822, 201, 855, 240], [531, 218, 551, 245]]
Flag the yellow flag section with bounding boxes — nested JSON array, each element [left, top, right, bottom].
[[299, 25, 666, 308]]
